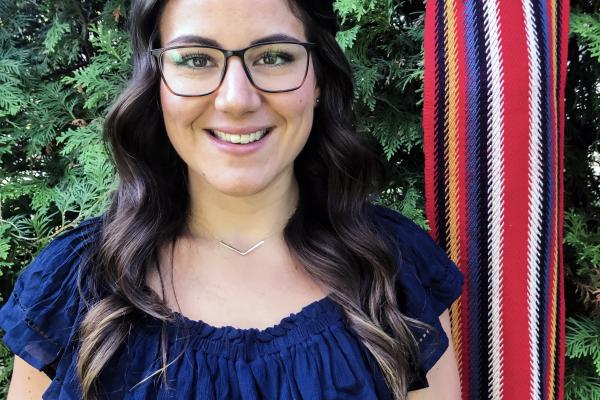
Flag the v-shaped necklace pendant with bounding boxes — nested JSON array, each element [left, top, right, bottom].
[[219, 240, 265, 256]]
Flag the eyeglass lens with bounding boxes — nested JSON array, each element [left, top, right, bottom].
[[160, 43, 309, 96]]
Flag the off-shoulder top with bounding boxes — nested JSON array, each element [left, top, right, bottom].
[[0, 204, 463, 399]]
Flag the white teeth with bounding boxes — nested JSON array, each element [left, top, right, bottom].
[[212, 129, 268, 144]]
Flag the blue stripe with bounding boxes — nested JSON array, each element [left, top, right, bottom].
[[463, 0, 489, 398]]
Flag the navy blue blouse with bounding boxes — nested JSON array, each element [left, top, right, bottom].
[[0, 204, 463, 399]]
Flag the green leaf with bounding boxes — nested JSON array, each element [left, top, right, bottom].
[[566, 316, 600, 377], [571, 12, 600, 63], [354, 63, 380, 111], [334, 0, 378, 23], [336, 26, 361, 50], [43, 18, 71, 54]]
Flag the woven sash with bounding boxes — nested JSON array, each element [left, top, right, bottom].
[[422, 1, 569, 398]]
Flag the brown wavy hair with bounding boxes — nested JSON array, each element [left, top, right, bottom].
[[76, 1, 421, 399]]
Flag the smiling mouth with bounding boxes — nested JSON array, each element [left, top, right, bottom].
[[207, 128, 272, 145]]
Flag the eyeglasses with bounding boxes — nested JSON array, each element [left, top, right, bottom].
[[149, 41, 317, 97]]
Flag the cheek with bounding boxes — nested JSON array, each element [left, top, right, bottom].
[[160, 85, 182, 134], [283, 82, 317, 122], [296, 96, 311, 110], [275, 94, 315, 158], [160, 83, 210, 131], [292, 90, 316, 132], [159, 85, 211, 165], [291, 74, 318, 124]]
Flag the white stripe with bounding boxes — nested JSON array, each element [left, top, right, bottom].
[[523, 0, 544, 399], [482, 1, 506, 399]]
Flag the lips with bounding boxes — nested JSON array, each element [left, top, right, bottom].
[[206, 127, 273, 145], [204, 127, 274, 154], [206, 126, 274, 135], [209, 128, 269, 144]]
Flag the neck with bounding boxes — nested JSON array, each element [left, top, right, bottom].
[[185, 169, 299, 248]]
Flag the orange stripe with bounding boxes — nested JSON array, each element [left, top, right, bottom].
[[443, 3, 465, 388], [443, 0, 461, 266], [450, 299, 464, 373]]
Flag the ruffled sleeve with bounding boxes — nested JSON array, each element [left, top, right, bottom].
[[0, 217, 102, 375], [371, 204, 464, 390]]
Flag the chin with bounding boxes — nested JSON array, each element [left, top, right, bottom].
[[211, 179, 271, 197]]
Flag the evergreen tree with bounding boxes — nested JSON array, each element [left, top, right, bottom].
[[563, 2, 600, 398]]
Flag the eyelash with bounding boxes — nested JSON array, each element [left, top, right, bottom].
[[254, 52, 294, 65], [178, 53, 216, 67]]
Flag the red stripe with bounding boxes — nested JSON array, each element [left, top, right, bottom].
[[453, 3, 473, 398], [454, 0, 469, 268], [423, 0, 440, 242], [494, 3, 532, 398], [557, 2, 569, 398]]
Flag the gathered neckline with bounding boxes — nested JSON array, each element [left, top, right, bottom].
[[169, 294, 335, 334], [138, 294, 345, 359]]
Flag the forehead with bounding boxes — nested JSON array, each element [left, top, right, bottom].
[[159, 0, 307, 48]]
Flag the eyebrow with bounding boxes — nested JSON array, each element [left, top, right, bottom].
[[165, 33, 303, 47]]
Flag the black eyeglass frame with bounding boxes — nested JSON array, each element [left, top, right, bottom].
[[149, 41, 317, 97]]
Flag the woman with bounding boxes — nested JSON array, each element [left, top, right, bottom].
[[1, 0, 463, 399]]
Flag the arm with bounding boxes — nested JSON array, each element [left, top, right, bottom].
[[407, 309, 462, 400], [7, 356, 52, 400]]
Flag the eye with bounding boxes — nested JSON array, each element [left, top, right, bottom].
[[255, 51, 294, 66], [181, 54, 212, 68], [177, 53, 217, 69]]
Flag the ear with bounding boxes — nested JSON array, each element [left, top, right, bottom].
[[314, 86, 321, 107]]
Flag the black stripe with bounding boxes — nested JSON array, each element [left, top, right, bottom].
[[471, 0, 493, 397], [532, 1, 552, 396], [433, 0, 449, 252], [475, 0, 494, 397]]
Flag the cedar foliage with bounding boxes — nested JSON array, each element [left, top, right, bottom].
[[564, 2, 600, 398], [0, 0, 598, 398]]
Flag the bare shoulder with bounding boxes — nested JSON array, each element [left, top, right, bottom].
[[7, 355, 52, 400], [407, 309, 462, 400]]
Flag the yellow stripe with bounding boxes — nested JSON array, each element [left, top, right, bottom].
[[548, 233, 558, 398], [443, 2, 466, 387], [443, 0, 461, 266], [441, 1, 465, 382], [450, 299, 465, 374]]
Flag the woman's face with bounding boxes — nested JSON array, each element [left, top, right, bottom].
[[158, 0, 320, 197]]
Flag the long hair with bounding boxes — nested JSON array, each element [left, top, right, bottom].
[[76, 1, 420, 399]]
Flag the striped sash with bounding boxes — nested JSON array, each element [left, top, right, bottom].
[[422, 1, 569, 398]]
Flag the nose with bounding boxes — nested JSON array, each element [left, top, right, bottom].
[[213, 57, 261, 115]]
